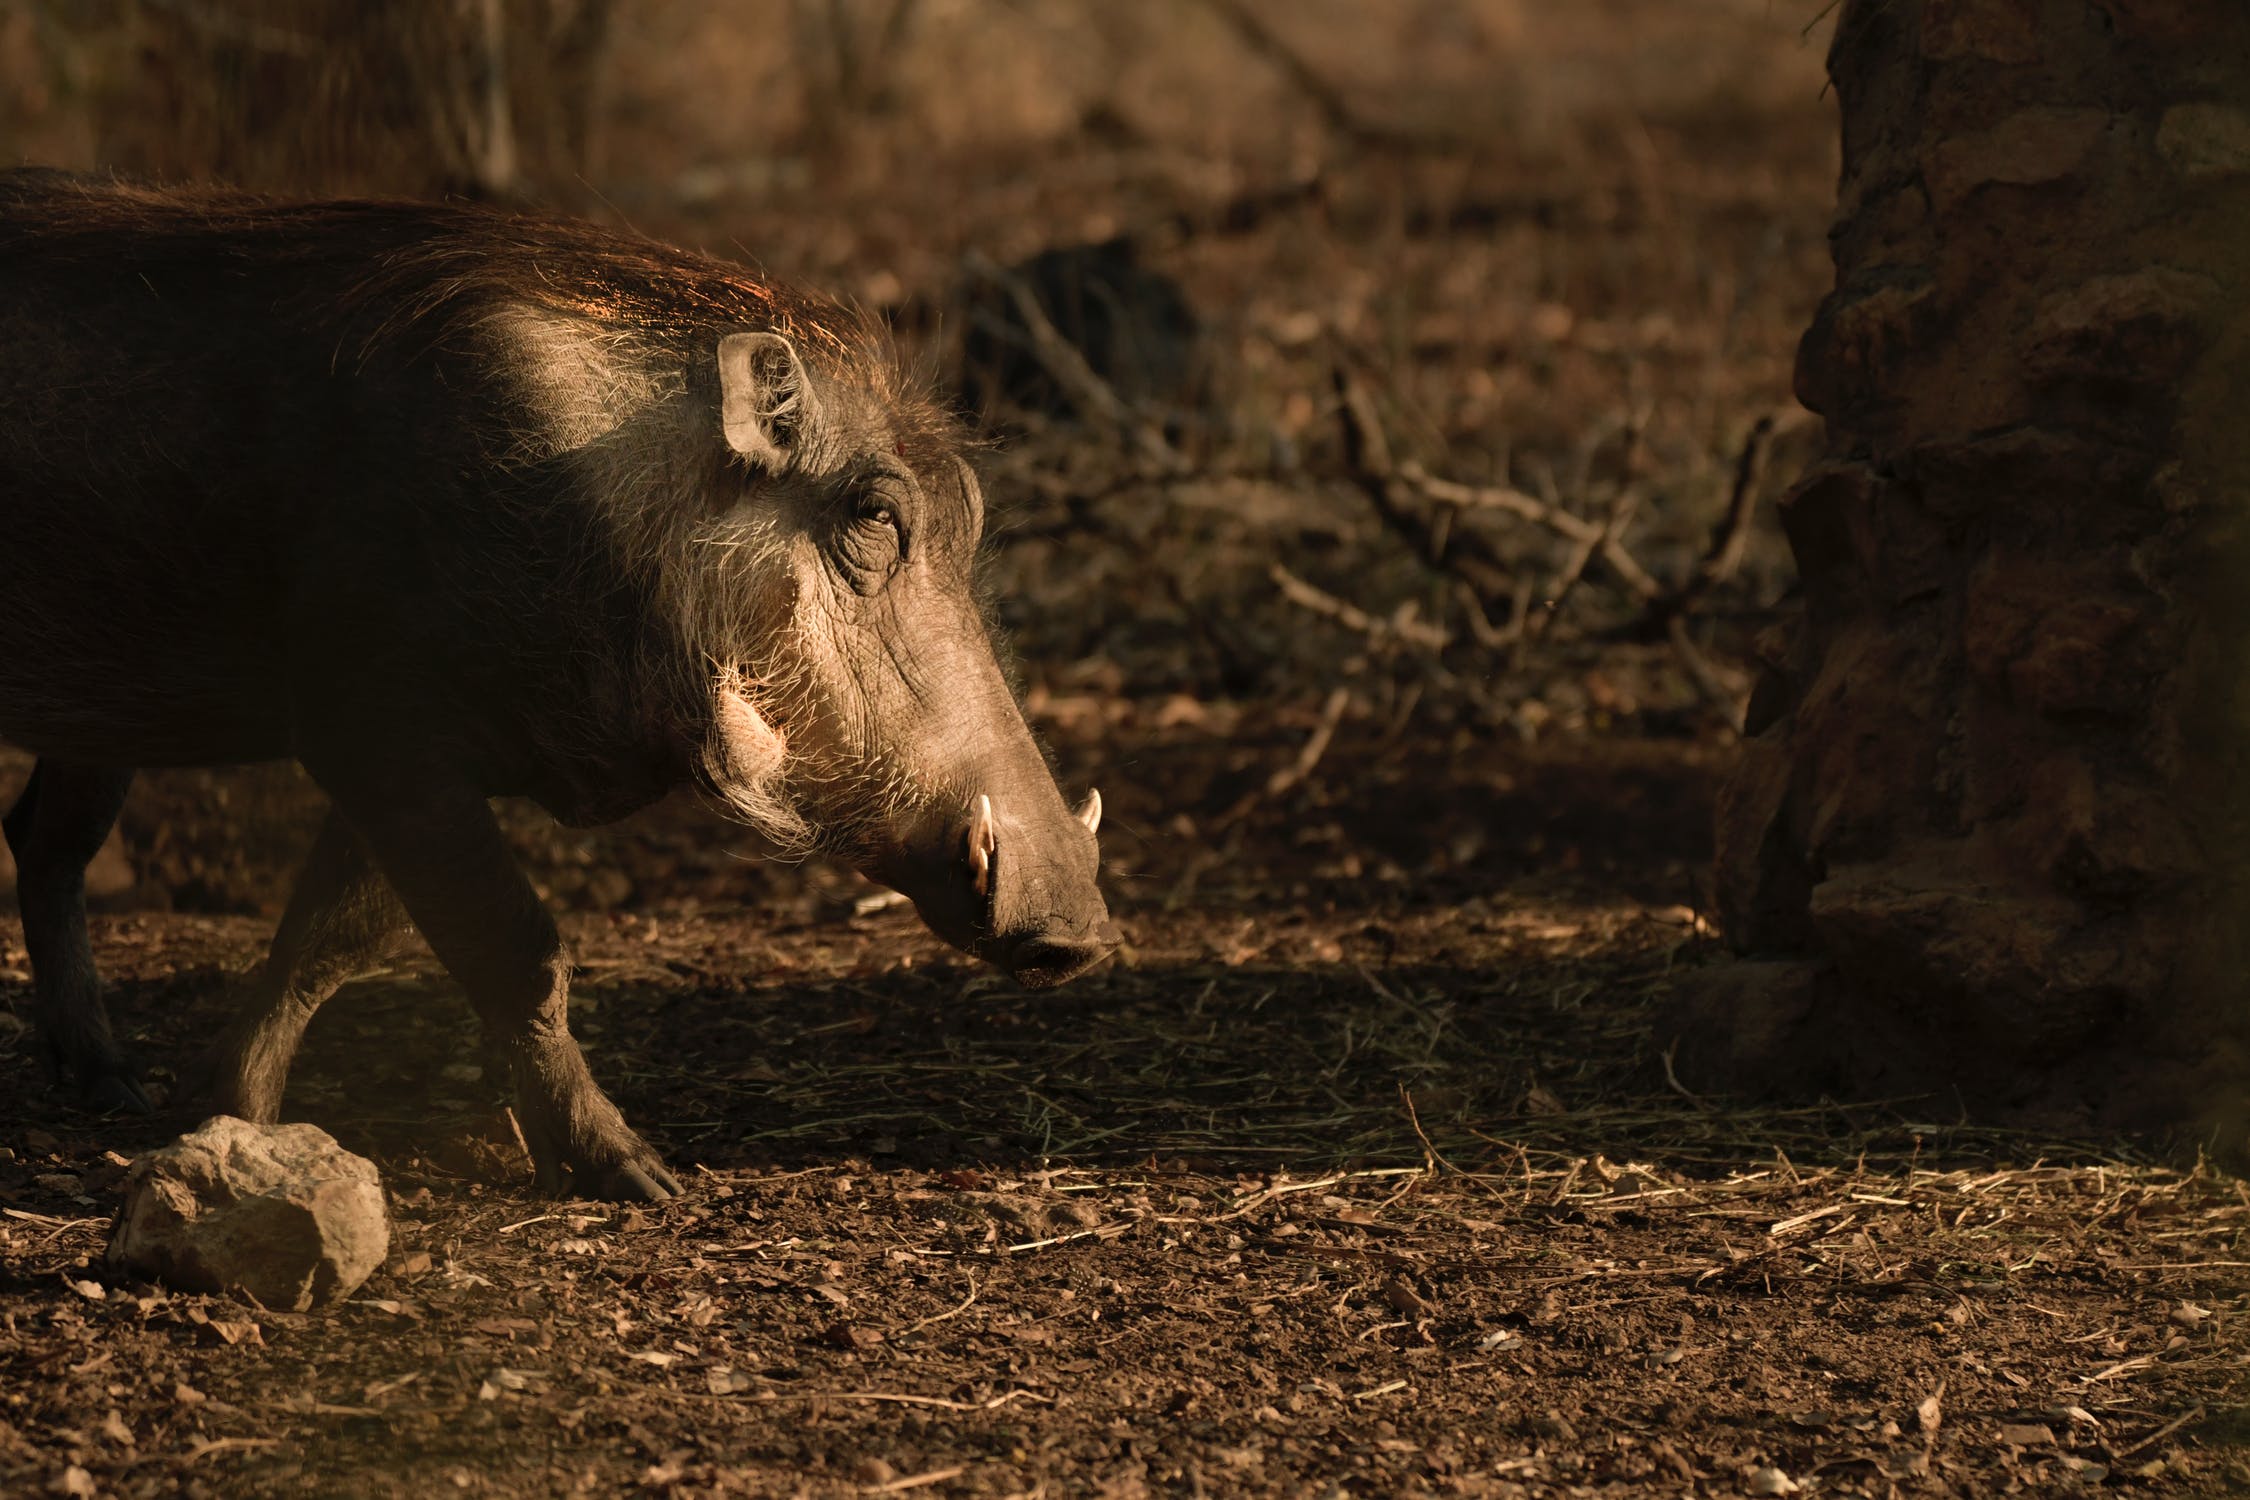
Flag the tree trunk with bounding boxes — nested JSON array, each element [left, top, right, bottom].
[[1687, 0, 2250, 1145]]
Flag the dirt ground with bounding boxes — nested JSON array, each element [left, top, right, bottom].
[[2, 3, 2249, 1497], [2, 732, 2247, 1498]]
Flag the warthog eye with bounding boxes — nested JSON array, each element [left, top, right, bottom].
[[831, 486, 907, 592]]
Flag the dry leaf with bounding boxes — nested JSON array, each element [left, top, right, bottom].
[[477, 1367, 542, 1400], [1917, 1385, 1945, 1435], [1746, 1466, 1799, 1496]]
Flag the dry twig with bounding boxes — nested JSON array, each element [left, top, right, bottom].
[[1633, 412, 1779, 636], [1270, 565, 1451, 652]]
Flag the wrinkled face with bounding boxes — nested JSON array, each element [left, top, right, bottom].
[[693, 330, 1113, 987]]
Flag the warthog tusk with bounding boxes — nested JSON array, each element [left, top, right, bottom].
[[1075, 788, 1102, 836], [968, 793, 997, 897]]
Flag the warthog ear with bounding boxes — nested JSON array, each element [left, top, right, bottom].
[[717, 331, 824, 470]]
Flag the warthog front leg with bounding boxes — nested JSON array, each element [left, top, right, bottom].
[[310, 761, 681, 1202], [197, 808, 410, 1123], [4, 760, 145, 1112]]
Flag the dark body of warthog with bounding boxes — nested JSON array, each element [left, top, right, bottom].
[[0, 171, 1112, 1199]]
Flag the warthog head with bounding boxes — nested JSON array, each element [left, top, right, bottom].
[[685, 329, 1113, 987]]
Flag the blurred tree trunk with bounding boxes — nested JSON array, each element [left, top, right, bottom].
[[1691, 0, 2250, 1142]]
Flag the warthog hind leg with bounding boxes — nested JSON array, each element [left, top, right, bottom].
[[4, 760, 144, 1112]]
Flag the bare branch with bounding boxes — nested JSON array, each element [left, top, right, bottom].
[[1533, 488, 1644, 642], [1331, 366, 1666, 611], [1703, 413, 1777, 588], [1630, 412, 1779, 635], [1270, 565, 1451, 652]]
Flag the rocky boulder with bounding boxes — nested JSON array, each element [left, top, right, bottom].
[[107, 1117, 387, 1311]]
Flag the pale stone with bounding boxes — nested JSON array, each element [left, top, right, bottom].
[[108, 1117, 387, 1312]]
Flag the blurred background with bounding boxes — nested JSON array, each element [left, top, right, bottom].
[[0, 0, 1835, 927]]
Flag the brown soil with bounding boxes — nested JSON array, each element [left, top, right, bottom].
[[1, 5, 2245, 1496], [3, 728, 2247, 1498]]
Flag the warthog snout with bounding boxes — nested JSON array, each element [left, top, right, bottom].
[[959, 788, 1114, 987], [881, 787, 1113, 988], [999, 925, 1120, 989]]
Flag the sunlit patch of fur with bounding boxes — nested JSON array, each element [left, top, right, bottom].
[[429, 285, 967, 855], [756, 612, 949, 859], [483, 308, 681, 462], [668, 522, 944, 865]]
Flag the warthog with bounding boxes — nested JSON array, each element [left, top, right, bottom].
[[0, 171, 1113, 1199]]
